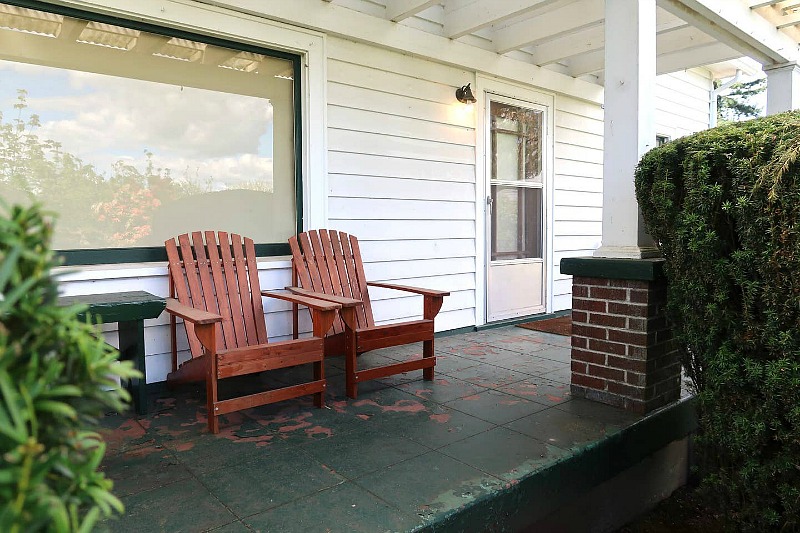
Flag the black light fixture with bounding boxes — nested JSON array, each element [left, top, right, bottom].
[[455, 83, 476, 104]]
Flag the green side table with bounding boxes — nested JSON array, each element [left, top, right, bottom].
[[58, 290, 166, 415]]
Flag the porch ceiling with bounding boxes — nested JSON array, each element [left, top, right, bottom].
[[323, 0, 800, 83]]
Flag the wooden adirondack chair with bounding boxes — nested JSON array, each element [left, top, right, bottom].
[[288, 229, 449, 398], [165, 231, 339, 434]]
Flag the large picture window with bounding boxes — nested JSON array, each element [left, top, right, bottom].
[[0, 2, 301, 264]]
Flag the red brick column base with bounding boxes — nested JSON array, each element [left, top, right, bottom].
[[561, 258, 680, 414]]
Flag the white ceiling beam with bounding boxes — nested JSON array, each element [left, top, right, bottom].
[[492, 0, 604, 54], [658, 0, 799, 64], [657, 24, 716, 55], [777, 11, 800, 28], [531, 19, 702, 68], [444, 0, 562, 40], [567, 28, 734, 77], [530, 24, 604, 65], [196, 0, 603, 101], [567, 49, 604, 77], [385, 0, 439, 22], [656, 41, 742, 73], [748, 0, 778, 8]]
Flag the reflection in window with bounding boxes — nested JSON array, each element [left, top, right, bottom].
[[490, 101, 543, 183], [0, 3, 297, 252]]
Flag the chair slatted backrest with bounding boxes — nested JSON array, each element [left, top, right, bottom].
[[290, 230, 374, 333], [166, 231, 268, 357]]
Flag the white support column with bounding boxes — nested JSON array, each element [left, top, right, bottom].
[[594, 0, 660, 259], [765, 62, 800, 115]]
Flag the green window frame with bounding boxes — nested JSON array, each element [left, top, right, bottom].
[[3, 0, 304, 265]]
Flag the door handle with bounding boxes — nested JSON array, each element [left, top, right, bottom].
[[486, 195, 493, 214]]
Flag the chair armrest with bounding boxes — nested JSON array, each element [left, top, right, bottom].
[[285, 287, 362, 307], [165, 298, 223, 325], [262, 290, 341, 312], [366, 282, 450, 298]]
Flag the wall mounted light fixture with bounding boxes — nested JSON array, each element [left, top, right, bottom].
[[455, 83, 476, 104]]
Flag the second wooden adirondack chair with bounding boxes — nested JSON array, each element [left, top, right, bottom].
[[164, 231, 339, 434], [288, 229, 449, 398]]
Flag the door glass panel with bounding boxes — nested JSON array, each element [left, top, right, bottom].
[[490, 101, 543, 183], [491, 185, 542, 260]]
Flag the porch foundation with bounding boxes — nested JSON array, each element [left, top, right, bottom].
[[561, 257, 681, 414]]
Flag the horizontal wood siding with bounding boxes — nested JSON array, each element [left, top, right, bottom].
[[655, 69, 713, 140], [326, 37, 477, 331], [552, 95, 604, 311], [552, 71, 712, 311]]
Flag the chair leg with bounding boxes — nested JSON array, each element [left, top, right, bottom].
[[345, 328, 358, 399], [423, 338, 434, 381], [313, 360, 325, 408], [207, 357, 220, 434]]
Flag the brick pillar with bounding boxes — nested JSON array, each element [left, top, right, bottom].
[[561, 258, 680, 414]]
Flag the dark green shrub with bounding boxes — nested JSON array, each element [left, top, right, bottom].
[[0, 203, 138, 531], [635, 111, 800, 531]]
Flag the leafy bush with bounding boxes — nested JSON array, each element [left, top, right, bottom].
[[0, 202, 138, 531], [635, 111, 800, 531]]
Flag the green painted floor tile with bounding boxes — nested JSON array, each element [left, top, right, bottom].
[[396, 374, 489, 404], [444, 389, 550, 425], [504, 406, 614, 451], [199, 447, 346, 517], [101, 444, 190, 497], [99, 415, 157, 458], [441, 363, 528, 390], [430, 351, 481, 374], [105, 477, 237, 533], [496, 377, 572, 406], [541, 365, 572, 384], [244, 481, 420, 533], [490, 333, 559, 354], [353, 451, 504, 525], [208, 521, 252, 532], [492, 354, 568, 376], [532, 344, 572, 363], [299, 424, 431, 479], [161, 402, 363, 476], [372, 403, 496, 449], [438, 426, 569, 481], [440, 342, 537, 362], [554, 397, 641, 428]]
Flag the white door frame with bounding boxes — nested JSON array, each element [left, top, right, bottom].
[[474, 75, 555, 325]]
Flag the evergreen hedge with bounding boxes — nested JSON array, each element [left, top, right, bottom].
[[0, 203, 138, 531], [635, 111, 800, 531]]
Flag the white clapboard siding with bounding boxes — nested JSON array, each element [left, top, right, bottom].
[[655, 69, 713, 140], [326, 36, 478, 331], [552, 94, 605, 311], [551, 73, 711, 312]]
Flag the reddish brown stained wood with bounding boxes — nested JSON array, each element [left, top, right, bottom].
[[290, 229, 448, 399], [356, 357, 436, 383], [245, 237, 268, 344], [356, 320, 434, 353], [205, 231, 236, 350], [164, 231, 338, 434], [214, 381, 325, 416], [367, 281, 450, 298], [339, 233, 370, 328], [231, 233, 258, 346], [165, 238, 203, 357], [348, 234, 375, 328], [218, 232, 247, 348], [217, 347, 323, 378]]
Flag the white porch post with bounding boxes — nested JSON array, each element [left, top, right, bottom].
[[594, 0, 660, 259], [765, 62, 800, 115]]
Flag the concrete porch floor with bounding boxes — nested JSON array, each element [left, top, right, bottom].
[[97, 325, 694, 532]]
